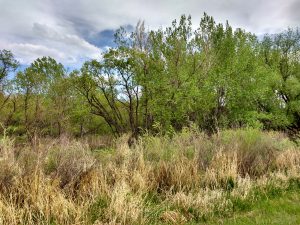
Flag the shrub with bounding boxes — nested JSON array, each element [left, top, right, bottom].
[[218, 129, 280, 177], [153, 159, 199, 192], [0, 130, 299, 224], [0, 135, 18, 193], [17, 148, 39, 176], [44, 141, 95, 189], [0, 160, 18, 193], [87, 195, 110, 223]]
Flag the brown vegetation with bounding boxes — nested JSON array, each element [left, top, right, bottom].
[[0, 128, 299, 224]]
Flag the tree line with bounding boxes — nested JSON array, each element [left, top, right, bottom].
[[1, 13, 300, 141]]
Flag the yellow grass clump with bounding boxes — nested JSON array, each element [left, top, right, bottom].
[[0, 128, 299, 224]]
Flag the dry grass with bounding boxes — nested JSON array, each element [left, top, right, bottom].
[[0, 128, 299, 224]]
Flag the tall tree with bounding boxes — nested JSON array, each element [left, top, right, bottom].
[[15, 57, 69, 139], [261, 28, 300, 132], [0, 50, 18, 113]]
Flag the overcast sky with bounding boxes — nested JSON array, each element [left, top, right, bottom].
[[0, 0, 299, 68]]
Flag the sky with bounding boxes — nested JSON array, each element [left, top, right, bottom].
[[0, 0, 299, 69]]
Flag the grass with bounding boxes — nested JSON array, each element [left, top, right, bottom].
[[0, 128, 300, 224], [215, 190, 300, 225]]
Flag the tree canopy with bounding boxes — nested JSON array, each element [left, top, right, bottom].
[[1, 14, 300, 139]]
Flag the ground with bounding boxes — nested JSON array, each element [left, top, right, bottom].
[[212, 190, 300, 225]]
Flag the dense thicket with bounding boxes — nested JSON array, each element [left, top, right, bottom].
[[1, 13, 300, 139]]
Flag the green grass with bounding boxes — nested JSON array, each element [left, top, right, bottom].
[[212, 190, 300, 225]]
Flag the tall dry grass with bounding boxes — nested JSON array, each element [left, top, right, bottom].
[[0, 128, 299, 224]]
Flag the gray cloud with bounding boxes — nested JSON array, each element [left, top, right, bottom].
[[0, 0, 299, 66], [287, 0, 300, 23]]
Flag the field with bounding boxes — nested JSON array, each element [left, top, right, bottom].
[[216, 190, 300, 225], [0, 128, 300, 224]]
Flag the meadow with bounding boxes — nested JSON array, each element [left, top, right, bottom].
[[0, 128, 299, 224]]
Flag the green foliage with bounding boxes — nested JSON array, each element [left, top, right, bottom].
[[1, 14, 300, 138], [217, 183, 300, 225], [218, 129, 282, 176], [88, 195, 110, 223], [0, 49, 18, 84]]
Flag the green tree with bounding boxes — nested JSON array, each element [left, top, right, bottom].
[[15, 57, 70, 139], [260, 28, 300, 132], [0, 50, 19, 114]]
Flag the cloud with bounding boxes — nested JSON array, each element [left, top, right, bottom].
[[287, 0, 300, 24], [0, 0, 299, 67], [0, 22, 101, 67], [5, 43, 66, 64]]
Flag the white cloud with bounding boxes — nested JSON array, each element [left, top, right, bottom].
[[4, 43, 66, 65], [0, 0, 299, 66], [0, 22, 101, 67]]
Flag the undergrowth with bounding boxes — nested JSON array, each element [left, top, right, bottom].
[[0, 128, 299, 224]]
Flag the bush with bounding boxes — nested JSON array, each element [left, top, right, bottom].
[[0, 135, 18, 193], [44, 141, 95, 188], [0, 130, 299, 224], [0, 160, 18, 193], [17, 148, 39, 176], [217, 129, 281, 177]]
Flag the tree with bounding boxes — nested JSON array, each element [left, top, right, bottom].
[[0, 50, 18, 114], [73, 25, 147, 138], [260, 28, 300, 132], [3, 15, 300, 139], [15, 57, 70, 139], [0, 50, 18, 86]]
